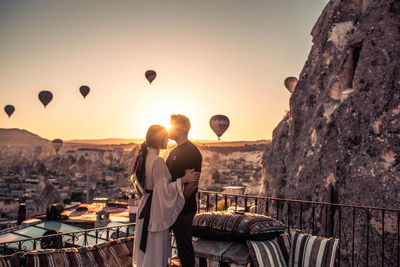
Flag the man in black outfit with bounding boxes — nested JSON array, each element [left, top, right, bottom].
[[167, 114, 202, 267]]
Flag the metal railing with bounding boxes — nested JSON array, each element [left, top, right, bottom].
[[197, 190, 400, 267], [1, 190, 399, 266], [0, 222, 135, 256]]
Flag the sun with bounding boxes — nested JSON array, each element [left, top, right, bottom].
[[129, 89, 201, 140], [142, 108, 172, 130]]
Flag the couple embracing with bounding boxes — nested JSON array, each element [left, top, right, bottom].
[[133, 114, 202, 267]]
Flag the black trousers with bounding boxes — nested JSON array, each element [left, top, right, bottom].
[[171, 212, 196, 267]]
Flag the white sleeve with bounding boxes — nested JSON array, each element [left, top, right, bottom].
[[148, 157, 185, 232]]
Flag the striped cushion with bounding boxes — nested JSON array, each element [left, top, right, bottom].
[[0, 252, 24, 267], [289, 230, 338, 267], [246, 234, 291, 267], [193, 211, 287, 241], [23, 236, 134, 267]]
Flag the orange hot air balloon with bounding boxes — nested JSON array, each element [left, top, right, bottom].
[[284, 77, 298, 93], [79, 85, 90, 98], [4, 105, 15, 117], [210, 115, 230, 140], [145, 70, 157, 84], [52, 139, 63, 152], [38, 91, 53, 107]]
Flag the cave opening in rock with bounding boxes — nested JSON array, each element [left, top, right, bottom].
[[347, 43, 363, 88]]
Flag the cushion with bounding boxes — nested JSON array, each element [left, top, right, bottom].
[[192, 211, 287, 241], [246, 233, 291, 267], [22, 236, 134, 267], [0, 251, 24, 267], [289, 230, 339, 267]]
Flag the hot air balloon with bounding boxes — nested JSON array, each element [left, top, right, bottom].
[[38, 91, 53, 108], [210, 115, 230, 140], [145, 70, 157, 84], [52, 139, 63, 153], [4, 105, 15, 117], [284, 77, 298, 93], [79, 85, 90, 98]]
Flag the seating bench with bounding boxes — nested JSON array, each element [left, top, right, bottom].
[[193, 239, 251, 267], [0, 236, 134, 267]]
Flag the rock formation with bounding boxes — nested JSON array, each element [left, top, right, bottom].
[[36, 184, 63, 212], [261, 0, 399, 265]]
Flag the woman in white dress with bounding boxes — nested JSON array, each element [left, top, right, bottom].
[[133, 125, 199, 267]]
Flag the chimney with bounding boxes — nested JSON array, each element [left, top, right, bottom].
[[17, 203, 26, 225]]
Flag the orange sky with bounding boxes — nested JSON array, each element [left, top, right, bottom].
[[0, 0, 327, 141]]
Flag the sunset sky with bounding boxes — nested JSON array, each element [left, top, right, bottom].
[[0, 0, 327, 141]]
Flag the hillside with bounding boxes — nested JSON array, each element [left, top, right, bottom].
[[0, 128, 50, 147], [66, 138, 143, 145]]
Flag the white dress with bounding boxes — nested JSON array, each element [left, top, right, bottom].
[[133, 148, 185, 267]]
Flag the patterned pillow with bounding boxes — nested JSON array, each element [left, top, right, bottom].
[[22, 236, 134, 267], [193, 211, 287, 241], [289, 230, 339, 267], [246, 234, 291, 267], [0, 252, 24, 267]]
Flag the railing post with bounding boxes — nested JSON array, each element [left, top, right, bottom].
[[300, 202, 303, 231], [224, 195, 228, 211], [276, 200, 279, 220], [397, 211, 399, 267], [206, 194, 210, 212], [244, 197, 248, 212], [235, 196, 238, 211], [338, 206, 341, 267], [325, 204, 329, 236], [382, 209, 385, 267], [215, 193, 218, 211], [312, 203, 315, 235], [255, 198, 258, 214], [287, 201, 291, 229], [265, 199, 269, 216], [366, 209, 370, 266], [197, 192, 201, 213], [352, 207, 355, 267], [95, 230, 99, 244]]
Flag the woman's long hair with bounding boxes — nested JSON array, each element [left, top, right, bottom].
[[132, 125, 168, 190], [133, 142, 148, 189]]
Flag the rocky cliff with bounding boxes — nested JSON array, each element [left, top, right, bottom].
[[261, 1, 399, 264], [262, 0, 399, 208]]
